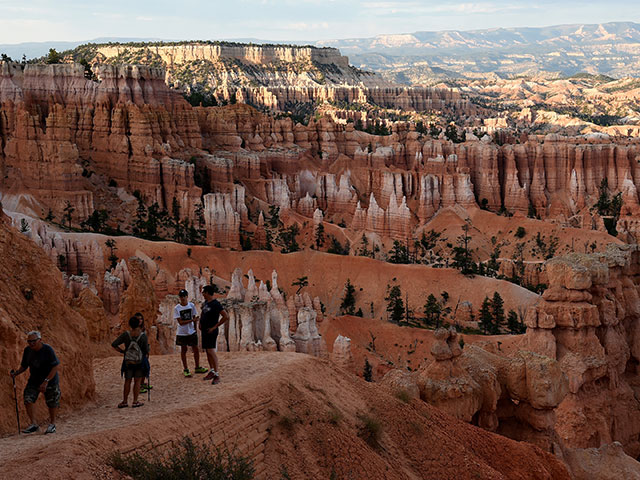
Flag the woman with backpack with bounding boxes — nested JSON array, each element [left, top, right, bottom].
[[111, 316, 149, 408]]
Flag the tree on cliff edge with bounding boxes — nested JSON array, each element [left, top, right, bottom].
[[46, 48, 61, 64]]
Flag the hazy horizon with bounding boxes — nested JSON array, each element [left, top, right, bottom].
[[1, 0, 640, 45]]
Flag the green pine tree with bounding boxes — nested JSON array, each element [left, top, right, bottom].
[[385, 284, 404, 324], [340, 279, 356, 315], [363, 358, 373, 382], [479, 297, 494, 334], [491, 292, 505, 334], [423, 294, 441, 327]]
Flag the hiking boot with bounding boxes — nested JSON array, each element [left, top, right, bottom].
[[140, 385, 148, 393], [203, 369, 216, 381], [194, 366, 208, 374], [211, 374, 220, 385], [22, 424, 39, 434], [44, 424, 56, 435], [183, 369, 192, 377]]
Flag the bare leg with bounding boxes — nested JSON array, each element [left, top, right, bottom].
[[180, 345, 188, 370], [123, 378, 132, 403], [133, 378, 142, 403], [25, 402, 35, 425], [205, 349, 216, 369], [212, 350, 219, 373], [193, 346, 200, 369], [48, 407, 57, 425]]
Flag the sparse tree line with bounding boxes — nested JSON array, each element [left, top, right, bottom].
[[338, 278, 526, 336], [44, 192, 208, 247]]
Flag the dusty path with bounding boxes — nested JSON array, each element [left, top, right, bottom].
[[0, 352, 304, 478]]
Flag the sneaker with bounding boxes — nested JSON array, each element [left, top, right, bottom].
[[183, 369, 192, 377], [140, 385, 148, 393], [22, 424, 39, 434], [203, 370, 216, 381], [211, 374, 220, 385], [44, 424, 56, 435], [194, 367, 208, 374]]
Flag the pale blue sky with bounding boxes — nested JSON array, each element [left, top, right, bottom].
[[1, 0, 640, 44]]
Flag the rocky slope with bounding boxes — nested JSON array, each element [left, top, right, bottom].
[[0, 207, 95, 435], [0, 352, 572, 480]]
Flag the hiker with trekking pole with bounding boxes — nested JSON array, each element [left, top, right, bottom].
[[9, 331, 61, 434], [111, 316, 149, 409]]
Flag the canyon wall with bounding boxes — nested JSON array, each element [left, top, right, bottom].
[[0, 62, 202, 222], [2, 61, 640, 250]]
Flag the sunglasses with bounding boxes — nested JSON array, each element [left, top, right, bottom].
[[27, 339, 40, 344]]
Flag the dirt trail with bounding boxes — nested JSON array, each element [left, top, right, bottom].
[[0, 352, 301, 478], [0, 350, 573, 480]]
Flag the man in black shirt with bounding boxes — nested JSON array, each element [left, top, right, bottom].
[[9, 331, 60, 434], [200, 285, 229, 384]]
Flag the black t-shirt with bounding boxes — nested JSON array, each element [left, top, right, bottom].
[[21, 344, 60, 387], [200, 299, 223, 332]]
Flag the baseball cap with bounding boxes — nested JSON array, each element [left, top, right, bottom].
[[179, 289, 188, 297]]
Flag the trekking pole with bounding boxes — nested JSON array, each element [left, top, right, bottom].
[[147, 373, 151, 402], [10, 371, 21, 434]]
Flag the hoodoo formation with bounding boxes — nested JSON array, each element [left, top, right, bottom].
[[4, 15, 640, 480]]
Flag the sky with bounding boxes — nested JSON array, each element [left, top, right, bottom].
[[1, 0, 640, 44]]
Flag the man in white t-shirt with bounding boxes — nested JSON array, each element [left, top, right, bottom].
[[174, 289, 208, 377]]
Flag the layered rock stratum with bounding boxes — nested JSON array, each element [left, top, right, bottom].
[[2, 61, 640, 253]]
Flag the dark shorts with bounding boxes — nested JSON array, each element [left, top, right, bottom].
[[176, 333, 198, 347], [123, 363, 146, 379], [202, 329, 218, 350], [24, 383, 61, 408]]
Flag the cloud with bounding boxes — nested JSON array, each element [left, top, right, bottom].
[[364, 1, 533, 16], [283, 21, 330, 31]]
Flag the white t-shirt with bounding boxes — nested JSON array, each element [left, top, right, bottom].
[[174, 302, 198, 336]]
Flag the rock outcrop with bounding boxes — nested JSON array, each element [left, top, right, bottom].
[[562, 442, 640, 480], [524, 244, 640, 456], [215, 267, 325, 357], [410, 327, 568, 451], [330, 335, 354, 371]]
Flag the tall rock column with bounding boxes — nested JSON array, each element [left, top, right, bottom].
[[524, 245, 640, 456], [203, 192, 241, 249]]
